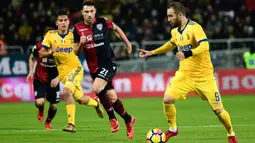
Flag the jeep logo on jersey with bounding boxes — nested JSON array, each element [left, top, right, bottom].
[[56, 47, 73, 53], [179, 44, 192, 52], [96, 23, 103, 31]]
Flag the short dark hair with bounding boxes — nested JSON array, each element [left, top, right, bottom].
[[43, 27, 54, 35], [167, 2, 186, 16], [82, 0, 96, 7], [56, 8, 69, 17]]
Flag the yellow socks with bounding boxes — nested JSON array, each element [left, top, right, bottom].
[[217, 109, 234, 136], [163, 103, 177, 131], [86, 97, 98, 107], [66, 104, 75, 125]]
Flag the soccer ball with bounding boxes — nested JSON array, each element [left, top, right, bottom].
[[146, 128, 166, 143]]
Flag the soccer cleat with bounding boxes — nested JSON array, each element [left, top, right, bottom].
[[44, 122, 52, 130], [228, 136, 238, 143], [126, 116, 135, 139], [164, 128, 178, 142], [37, 110, 44, 122], [62, 123, 76, 133], [94, 97, 104, 118], [110, 119, 120, 133]]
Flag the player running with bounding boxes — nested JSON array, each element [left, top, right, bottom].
[[39, 8, 104, 133], [73, 0, 135, 139], [26, 27, 59, 130], [138, 2, 238, 143]]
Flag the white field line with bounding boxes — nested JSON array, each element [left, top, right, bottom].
[[0, 124, 254, 133]]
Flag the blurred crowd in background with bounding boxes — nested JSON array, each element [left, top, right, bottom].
[[0, 0, 254, 55]]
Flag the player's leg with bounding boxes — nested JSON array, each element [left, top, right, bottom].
[[75, 88, 104, 118], [106, 87, 135, 136], [195, 78, 238, 143], [44, 84, 60, 130], [90, 73, 117, 122], [163, 72, 194, 142], [62, 84, 76, 132], [33, 79, 46, 122], [72, 68, 104, 118], [106, 84, 132, 124]]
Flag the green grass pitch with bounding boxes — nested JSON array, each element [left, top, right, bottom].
[[0, 95, 254, 143]]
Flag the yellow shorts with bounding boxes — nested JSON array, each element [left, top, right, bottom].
[[61, 66, 84, 100], [165, 71, 223, 110]]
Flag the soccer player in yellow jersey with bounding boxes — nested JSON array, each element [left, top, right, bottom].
[[138, 2, 238, 143], [39, 9, 104, 133]]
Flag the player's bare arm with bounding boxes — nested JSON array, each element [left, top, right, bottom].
[[73, 34, 86, 55], [113, 22, 132, 55], [26, 54, 35, 82], [51, 76, 60, 88]]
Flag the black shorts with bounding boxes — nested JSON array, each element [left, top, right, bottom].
[[90, 63, 117, 90], [92, 63, 117, 81], [33, 79, 60, 104]]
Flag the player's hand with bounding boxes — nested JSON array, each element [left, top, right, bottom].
[[51, 46, 59, 53], [80, 33, 86, 44], [175, 51, 185, 61], [125, 43, 132, 56], [26, 72, 33, 82], [51, 77, 60, 88], [137, 48, 153, 58]]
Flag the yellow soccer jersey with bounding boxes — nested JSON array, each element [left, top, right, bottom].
[[42, 30, 82, 80], [170, 20, 213, 76]]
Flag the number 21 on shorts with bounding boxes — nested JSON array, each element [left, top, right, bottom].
[[99, 68, 109, 77]]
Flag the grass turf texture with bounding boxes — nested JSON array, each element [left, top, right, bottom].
[[0, 95, 254, 143]]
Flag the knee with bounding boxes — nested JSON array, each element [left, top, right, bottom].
[[63, 88, 72, 97], [214, 108, 224, 115], [50, 104, 57, 110], [109, 96, 117, 104], [35, 98, 45, 106], [92, 85, 104, 94], [163, 95, 175, 104], [106, 92, 117, 104]]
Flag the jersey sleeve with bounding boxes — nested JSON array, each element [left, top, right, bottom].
[[73, 27, 80, 43], [42, 31, 51, 49], [31, 45, 38, 58], [104, 18, 114, 30], [194, 24, 208, 44]]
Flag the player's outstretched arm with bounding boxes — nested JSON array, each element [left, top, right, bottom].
[[137, 41, 175, 58], [152, 41, 176, 55], [137, 48, 153, 58], [112, 23, 132, 55]]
